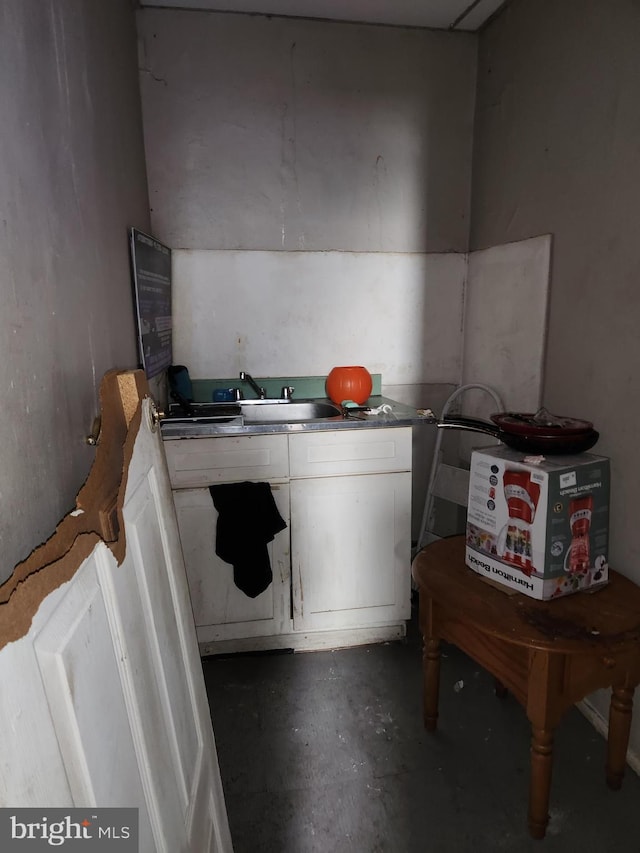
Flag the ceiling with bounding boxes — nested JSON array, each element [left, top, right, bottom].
[[139, 0, 508, 32]]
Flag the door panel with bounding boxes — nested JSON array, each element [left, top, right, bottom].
[[33, 554, 156, 844], [99, 472, 200, 852]]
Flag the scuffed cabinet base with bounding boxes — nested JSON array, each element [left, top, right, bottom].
[[199, 622, 406, 657]]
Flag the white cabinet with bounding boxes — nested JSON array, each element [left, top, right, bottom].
[[164, 426, 412, 653]]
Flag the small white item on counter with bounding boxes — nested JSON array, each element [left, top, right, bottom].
[[367, 404, 393, 415], [523, 455, 546, 465]]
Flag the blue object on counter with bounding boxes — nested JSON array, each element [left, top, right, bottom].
[[213, 388, 237, 402], [168, 365, 193, 404]]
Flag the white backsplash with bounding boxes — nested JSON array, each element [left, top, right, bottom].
[[172, 249, 467, 385], [463, 234, 551, 413]]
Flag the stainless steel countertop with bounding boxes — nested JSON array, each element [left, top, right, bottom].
[[160, 396, 430, 439]]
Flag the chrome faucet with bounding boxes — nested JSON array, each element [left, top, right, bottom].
[[239, 371, 266, 399]]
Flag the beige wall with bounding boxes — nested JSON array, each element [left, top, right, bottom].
[[0, 0, 150, 580], [471, 0, 640, 746]]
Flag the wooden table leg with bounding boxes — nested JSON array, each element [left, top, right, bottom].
[[607, 686, 634, 790], [423, 636, 441, 732], [494, 678, 508, 698], [528, 727, 554, 840]]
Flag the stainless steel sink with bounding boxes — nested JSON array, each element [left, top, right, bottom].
[[161, 399, 344, 433], [240, 399, 342, 423]]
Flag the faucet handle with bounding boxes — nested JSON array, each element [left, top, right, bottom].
[[281, 386, 294, 400], [239, 371, 267, 399]]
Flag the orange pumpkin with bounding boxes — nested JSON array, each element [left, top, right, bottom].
[[326, 366, 373, 405]]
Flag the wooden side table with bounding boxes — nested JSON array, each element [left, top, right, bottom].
[[412, 536, 640, 840]]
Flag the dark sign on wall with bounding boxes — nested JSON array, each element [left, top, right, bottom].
[[129, 228, 172, 379]]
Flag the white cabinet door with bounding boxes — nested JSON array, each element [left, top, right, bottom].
[[290, 472, 412, 632], [173, 484, 291, 645]]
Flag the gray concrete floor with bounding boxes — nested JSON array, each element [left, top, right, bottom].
[[202, 605, 640, 852]]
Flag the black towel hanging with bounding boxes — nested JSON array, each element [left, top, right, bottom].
[[209, 482, 287, 598]]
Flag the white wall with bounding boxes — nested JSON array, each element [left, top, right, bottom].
[[463, 234, 551, 412], [0, 0, 150, 580], [137, 9, 477, 254], [173, 250, 466, 384], [471, 0, 640, 753]]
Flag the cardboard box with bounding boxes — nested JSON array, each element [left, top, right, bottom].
[[465, 445, 610, 600]]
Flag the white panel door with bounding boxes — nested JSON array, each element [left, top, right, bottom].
[[290, 472, 412, 631], [0, 388, 232, 853]]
